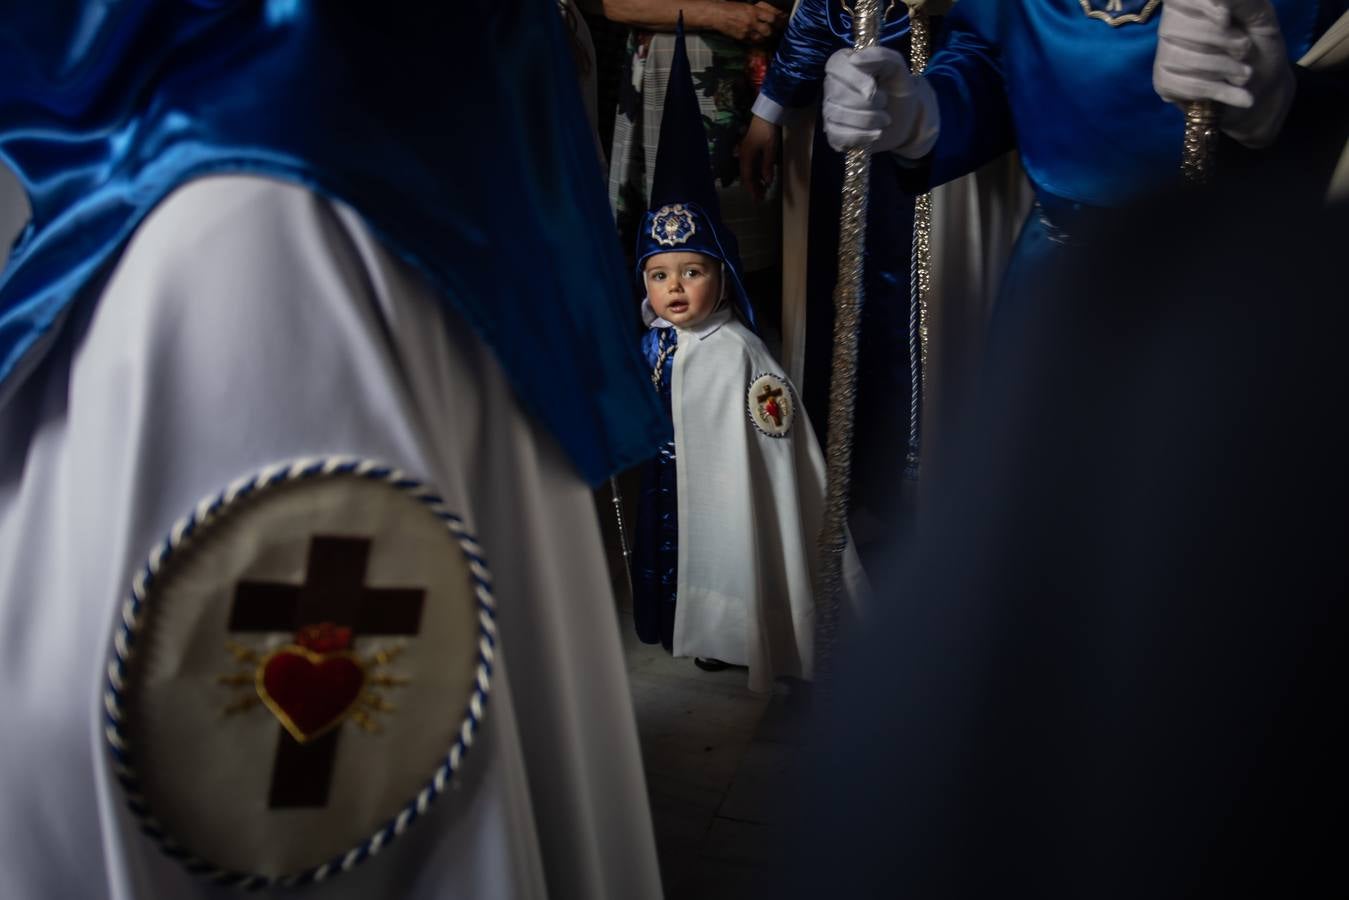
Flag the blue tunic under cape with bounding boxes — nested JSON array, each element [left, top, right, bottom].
[[633, 325, 680, 650]]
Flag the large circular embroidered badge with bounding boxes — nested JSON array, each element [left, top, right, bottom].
[[747, 373, 795, 438], [104, 457, 495, 888]]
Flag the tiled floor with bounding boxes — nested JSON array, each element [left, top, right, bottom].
[[617, 614, 817, 899], [600, 482, 811, 898], [617, 610, 769, 897]]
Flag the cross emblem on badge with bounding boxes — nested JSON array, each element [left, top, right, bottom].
[[748, 373, 793, 437], [757, 385, 785, 428], [226, 535, 425, 808], [105, 459, 499, 884]]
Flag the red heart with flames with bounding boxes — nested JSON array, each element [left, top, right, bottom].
[[256, 646, 367, 743]]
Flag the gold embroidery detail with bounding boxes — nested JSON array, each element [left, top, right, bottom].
[[222, 695, 261, 716], [218, 639, 410, 739], [650, 204, 697, 248], [350, 710, 380, 733], [368, 645, 405, 667], [253, 646, 367, 744], [1078, 0, 1163, 27], [224, 640, 260, 664]]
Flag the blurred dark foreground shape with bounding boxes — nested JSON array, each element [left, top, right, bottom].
[[777, 182, 1347, 898]]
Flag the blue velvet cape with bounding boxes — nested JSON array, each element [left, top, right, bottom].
[[922, 0, 1337, 207], [0, 0, 667, 486]]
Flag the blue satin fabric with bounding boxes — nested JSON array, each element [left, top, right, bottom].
[[632, 327, 678, 650], [926, 0, 1326, 207], [761, 0, 911, 108], [0, 0, 666, 486]]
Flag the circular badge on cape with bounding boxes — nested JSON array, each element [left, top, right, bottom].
[[650, 203, 698, 247], [748, 373, 795, 438], [103, 457, 496, 889]]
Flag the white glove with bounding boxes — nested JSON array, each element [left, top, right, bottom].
[[1153, 0, 1295, 148], [822, 45, 940, 158]]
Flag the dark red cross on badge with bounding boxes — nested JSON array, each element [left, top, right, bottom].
[[229, 536, 425, 808], [758, 385, 785, 428]]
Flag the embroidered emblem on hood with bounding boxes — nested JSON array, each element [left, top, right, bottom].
[[650, 203, 698, 247]]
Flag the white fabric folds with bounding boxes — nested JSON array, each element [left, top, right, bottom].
[[0, 176, 661, 899]]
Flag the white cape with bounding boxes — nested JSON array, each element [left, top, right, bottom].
[[0, 176, 661, 899], [668, 309, 865, 693]]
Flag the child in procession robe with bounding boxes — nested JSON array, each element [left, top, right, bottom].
[[631, 19, 865, 694], [0, 5, 664, 897]]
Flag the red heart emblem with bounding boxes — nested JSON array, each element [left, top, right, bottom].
[[257, 646, 366, 743]]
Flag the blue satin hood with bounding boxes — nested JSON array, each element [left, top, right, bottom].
[[635, 15, 758, 330], [0, 0, 666, 485]]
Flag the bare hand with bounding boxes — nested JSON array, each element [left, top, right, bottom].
[[714, 2, 787, 45], [738, 114, 781, 202]]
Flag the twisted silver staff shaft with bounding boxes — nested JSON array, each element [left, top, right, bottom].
[[906, 8, 931, 478], [1182, 99, 1219, 184], [816, 0, 884, 688]]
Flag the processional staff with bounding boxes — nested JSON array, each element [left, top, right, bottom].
[[815, 0, 1230, 682], [815, 0, 886, 688], [1179, 0, 1243, 183], [1182, 97, 1220, 184], [905, 3, 933, 478]]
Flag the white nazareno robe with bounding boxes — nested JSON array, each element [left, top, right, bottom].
[[0, 175, 661, 899]]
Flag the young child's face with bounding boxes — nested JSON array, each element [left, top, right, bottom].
[[645, 252, 721, 329]]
